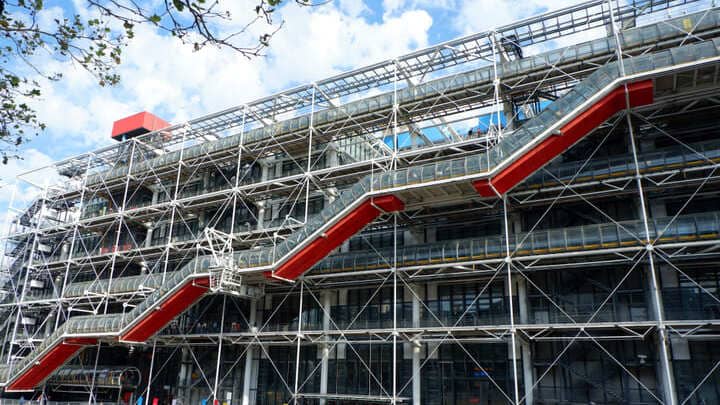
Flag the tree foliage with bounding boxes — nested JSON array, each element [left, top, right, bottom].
[[0, 0, 321, 164]]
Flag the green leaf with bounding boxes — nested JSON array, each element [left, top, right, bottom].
[[173, 0, 185, 12], [149, 14, 161, 23]]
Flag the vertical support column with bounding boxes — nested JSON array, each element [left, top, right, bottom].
[[303, 85, 317, 224], [408, 283, 422, 405], [143, 188, 159, 248], [161, 124, 190, 284], [319, 291, 331, 405], [336, 289, 347, 360], [104, 139, 138, 314], [178, 347, 193, 403], [144, 341, 158, 404], [230, 105, 248, 238], [511, 211, 533, 403], [515, 276, 534, 404], [503, 197, 521, 405], [213, 296, 228, 404], [292, 282, 305, 404], [607, 2, 677, 402], [56, 153, 92, 331], [391, 59, 400, 405], [242, 299, 258, 405], [144, 224, 154, 248], [8, 181, 49, 372], [256, 201, 266, 232]]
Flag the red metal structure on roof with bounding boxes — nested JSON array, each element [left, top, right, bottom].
[[111, 112, 170, 141]]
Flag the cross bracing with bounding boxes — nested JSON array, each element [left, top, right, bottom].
[[3, 0, 720, 404]]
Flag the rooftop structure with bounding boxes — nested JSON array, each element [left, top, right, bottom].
[[2, 0, 720, 403]]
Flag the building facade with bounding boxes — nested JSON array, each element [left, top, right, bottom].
[[2, 1, 720, 404]]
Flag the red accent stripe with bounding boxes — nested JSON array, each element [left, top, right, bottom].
[[474, 80, 654, 197], [120, 277, 210, 342], [272, 195, 404, 281], [7, 338, 97, 392]]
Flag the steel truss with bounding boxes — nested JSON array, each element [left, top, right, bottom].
[[3, 0, 720, 404]]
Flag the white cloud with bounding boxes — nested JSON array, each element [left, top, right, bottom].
[[454, 0, 587, 34], [382, 0, 455, 19], [0, 148, 57, 211], [23, 1, 433, 158], [267, 6, 432, 83]]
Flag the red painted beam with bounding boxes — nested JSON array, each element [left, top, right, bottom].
[[270, 195, 404, 281], [474, 80, 654, 197], [120, 277, 210, 343], [7, 337, 97, 392]]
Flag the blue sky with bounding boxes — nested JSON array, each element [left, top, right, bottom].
[[1, 0, 591, 204]]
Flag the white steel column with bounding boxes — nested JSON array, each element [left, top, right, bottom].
[[319, 291, 331, 405], [410, 283, 421, 405], [392, 58, 400, 405], [213, 295, 228, 404], [292, 281, 305, 404], [8, 180, 49, 374], [503, 197, 521, 405], [160, 124, 190, 284], [56, 153, 93, 330], [242, 299, 258, 405], [608, 1, 677, 403], [104, 140, 137, 313]]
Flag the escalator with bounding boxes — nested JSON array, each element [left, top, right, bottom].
[[1, 33, 719, 393]]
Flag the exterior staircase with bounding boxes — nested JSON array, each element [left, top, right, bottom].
[[1, 32, 719, 393]]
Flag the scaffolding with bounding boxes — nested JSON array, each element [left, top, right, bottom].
[[2, 0, 720, 403]]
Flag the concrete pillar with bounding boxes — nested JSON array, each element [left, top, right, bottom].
[[274, 159, 283, 179], [425, 283, 439, 360], [259, 158, 273, 182], [144, 222, 154, 248], [198, 210, 207, 231], [520, 340, 534, 405], [515, 276, 529, 325], [44, 310, 55, 338], [60, 242, 69, 261], [327, 143, 339, 168], [407, 283, 422, 405], [256, 201, 266, 231], [337, 289, 347, 360], [242, 300, 259, 405], [177, 347, 193, 402], [202, 172, 211, 193], [319, 291, 332, 405], [513, 273, 533, 404]]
